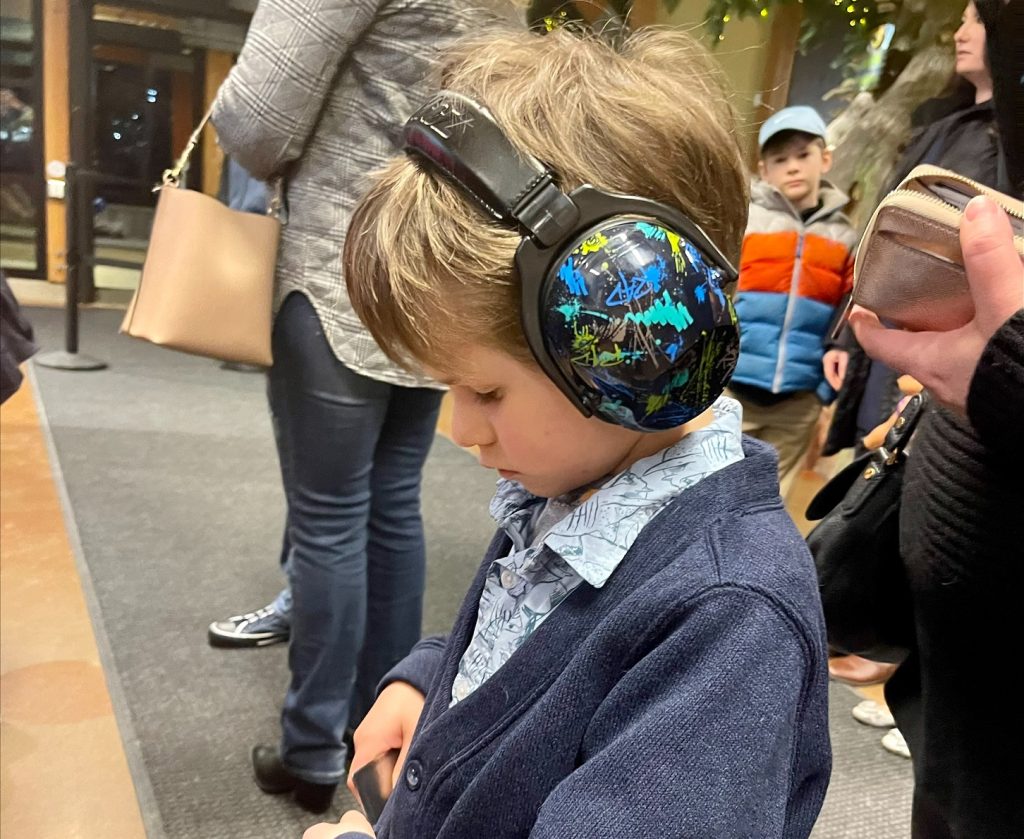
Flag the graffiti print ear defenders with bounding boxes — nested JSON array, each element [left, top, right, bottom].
[[403, 91, 740, 431]]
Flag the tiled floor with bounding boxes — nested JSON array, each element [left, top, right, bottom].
[[0, 375, 146, 838]]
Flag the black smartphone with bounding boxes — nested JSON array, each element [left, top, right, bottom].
[[351, 748, 400, 824]]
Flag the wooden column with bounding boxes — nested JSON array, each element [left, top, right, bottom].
[[201, 49, 235, 196], [170, 70, 194, 162], [42, 0, 70, 284], [627, 0, 660, 27], [749, 2, 804, 165]]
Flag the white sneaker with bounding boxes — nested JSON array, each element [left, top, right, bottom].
[[852, 699, 896, 728], [881, 727, 911, 758]]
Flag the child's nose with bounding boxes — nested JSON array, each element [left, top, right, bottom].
[[449, 395, 495, 450]]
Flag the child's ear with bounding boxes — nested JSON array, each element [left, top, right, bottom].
[[820, 146, 834, 174], [757, 159, 767, 179]]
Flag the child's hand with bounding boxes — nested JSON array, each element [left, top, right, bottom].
[[822, 349, 849, 390], [303, 809, 375, 838], [348, 681, 426, 800]]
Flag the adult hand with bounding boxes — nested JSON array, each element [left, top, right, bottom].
[[302, 810, 375, 839], [347, 681, 426, 800], [822, 348, 849, 390], [849, 195, 1024, 413]]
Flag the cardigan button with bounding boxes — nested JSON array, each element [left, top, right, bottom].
[[405, 760, 423, 791]]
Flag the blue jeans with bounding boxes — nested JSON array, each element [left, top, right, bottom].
[[267, 293, 442, 784]]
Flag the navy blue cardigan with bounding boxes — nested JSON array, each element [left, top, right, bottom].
[[340, 439, 831, 838]]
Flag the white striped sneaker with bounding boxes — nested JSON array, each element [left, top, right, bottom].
[[208, 604, 290, 648]]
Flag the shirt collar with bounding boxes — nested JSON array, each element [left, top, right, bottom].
[[488, 396, 745, 588]]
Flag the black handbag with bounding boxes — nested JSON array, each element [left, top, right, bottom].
[[805, 392, 929, 663]]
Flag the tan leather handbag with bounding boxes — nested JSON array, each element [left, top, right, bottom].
[[121, 108, 280, 366], [853, 165, 1024, 332]]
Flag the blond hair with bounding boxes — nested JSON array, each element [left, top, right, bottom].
[[344, 27, 748, 375]]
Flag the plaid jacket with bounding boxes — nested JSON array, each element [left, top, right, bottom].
[[213, 0, 491, 387]]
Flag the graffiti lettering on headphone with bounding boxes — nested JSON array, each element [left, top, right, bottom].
[[558, 258, 588, 296], [571, 325, 645, 368], [419, 98, 473, 140], [605, 259, 667, 307], [623, 291, 694, 332], [606, 275, 653, 307]]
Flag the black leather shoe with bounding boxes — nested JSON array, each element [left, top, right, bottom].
[[251, 745, 337, 814]]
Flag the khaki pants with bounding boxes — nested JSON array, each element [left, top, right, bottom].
[[726, 389, 822, 499]]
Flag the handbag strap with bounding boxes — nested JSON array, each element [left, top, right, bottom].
[[159, 105, 285, 221], [878, 392, 929, 464], [162, 105, 214, 187]]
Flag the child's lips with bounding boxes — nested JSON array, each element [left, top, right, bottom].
[[480, 460, 518, 478]]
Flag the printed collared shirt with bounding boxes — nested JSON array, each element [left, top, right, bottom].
[[450, 396, 746, 706]]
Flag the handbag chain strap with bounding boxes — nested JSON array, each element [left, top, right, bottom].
[[159, 105, 285, 220], [162, 105, 214, 188]]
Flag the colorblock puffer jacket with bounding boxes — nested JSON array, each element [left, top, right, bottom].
[[732, 179, 856, 403]]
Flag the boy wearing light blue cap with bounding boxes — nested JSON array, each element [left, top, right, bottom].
[[728, 105, 857, 496]]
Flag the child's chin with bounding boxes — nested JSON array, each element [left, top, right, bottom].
[[506, 473, 553, 497]]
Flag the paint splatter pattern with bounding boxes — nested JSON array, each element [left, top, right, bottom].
[[545, 218, 739, 430]]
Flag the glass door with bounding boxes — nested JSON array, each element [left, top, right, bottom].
[[0, 0, 46, 278]]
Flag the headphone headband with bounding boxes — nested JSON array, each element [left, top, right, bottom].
[[402, 91, 740, 431], [403, 92, 580, 246]]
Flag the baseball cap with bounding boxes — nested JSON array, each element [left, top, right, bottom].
[[758, 106, 828, 150]]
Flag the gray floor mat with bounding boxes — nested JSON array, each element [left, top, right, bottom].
[[26, 305, 912, 837]]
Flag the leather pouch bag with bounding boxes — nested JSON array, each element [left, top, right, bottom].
[[121, 109, 280, 366], [853, 165, 1024, 332], [804, 392, 929, 663]]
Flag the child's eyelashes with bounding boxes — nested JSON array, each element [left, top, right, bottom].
[[473, 389, 501, 404]]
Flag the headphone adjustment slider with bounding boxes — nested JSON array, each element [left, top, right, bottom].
[[514, 181, 581, 248]]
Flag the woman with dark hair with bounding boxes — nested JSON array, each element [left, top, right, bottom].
[[825, 0, 1015, 462]]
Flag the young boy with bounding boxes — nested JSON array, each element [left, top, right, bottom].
[[728, 106, 857, 496], [307, 29, 830, 839]]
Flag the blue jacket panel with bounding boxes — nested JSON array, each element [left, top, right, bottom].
[[733, 293, 838, 401], [339, 440, 831, 839], [732, 180, 857, 404]]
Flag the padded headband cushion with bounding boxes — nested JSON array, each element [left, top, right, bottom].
[[404, 92, 580, 246]]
